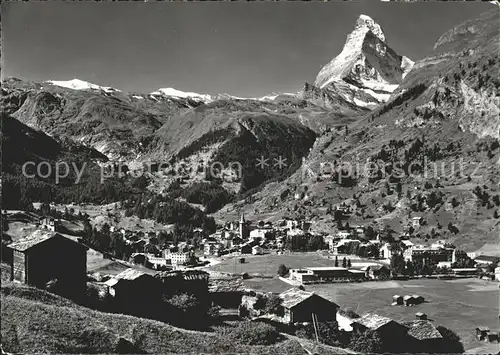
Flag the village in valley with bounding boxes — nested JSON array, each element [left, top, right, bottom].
[[2, 202, 499, 354]]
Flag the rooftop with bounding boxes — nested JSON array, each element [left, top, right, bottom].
[[104, 268, 148, 286], [476, 326, 490, 331], [348, 270, 365, 274], [367, 264, 388, 271], [306, 267, 348, 271], [474, 255, 500, 262], [209, 278, 245, 293], [403, 320, 443, 340], [279, 288, 317, 309], [7, 230, 82, 252], [353, 313, 394, 330]]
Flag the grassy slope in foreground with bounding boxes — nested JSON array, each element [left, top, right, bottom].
[[1, 282, 311, 354]]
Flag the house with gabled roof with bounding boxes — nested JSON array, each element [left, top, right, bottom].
[[5, 230, 87, 301], [278, 288, 339, 324], [352, 313, 407, 338], [403, 320, 445, 352], [352, 313, 409, 352], [104, 267, 162, 317], [474, 255, 500, 265]]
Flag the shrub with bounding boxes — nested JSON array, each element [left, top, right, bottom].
[[349, 330, 382, 353], [295, 321, 345, 347], [265, 294, 284, 316], [219, 322, 282, 346], [164, 293, 210, 328], [277, 264, 289, 277], [253, 294, 267, 310]]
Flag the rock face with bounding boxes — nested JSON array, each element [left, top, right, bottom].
[[433, 10, 499, 55], [305, 14, 414, 109]]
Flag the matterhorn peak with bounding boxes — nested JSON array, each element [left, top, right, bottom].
[[355, 14, 386, 42], [309, 14, 414, 109]]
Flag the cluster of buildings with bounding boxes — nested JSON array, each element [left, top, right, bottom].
[[328, 224, 458, 267], [476, 327, 500, 343], [131, 246, 197, 270], [392, 294, 425, 307], [202, 214, 314, 257], [202, 214, 268, 257], [5, 226, 499, 352], [241, 287, 452, 353]]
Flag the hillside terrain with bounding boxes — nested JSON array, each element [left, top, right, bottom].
[[2, 78, 348, 200], [0, 282, 303, 354], [214, 10, 500, 253]]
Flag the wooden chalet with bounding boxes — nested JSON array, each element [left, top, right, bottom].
[[5, 230, 87, 301]]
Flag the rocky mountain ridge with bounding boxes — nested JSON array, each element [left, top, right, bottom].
[[302, 14, 414, 109]]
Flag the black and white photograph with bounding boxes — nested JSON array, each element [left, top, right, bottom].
[[1, 0, 499, 354]]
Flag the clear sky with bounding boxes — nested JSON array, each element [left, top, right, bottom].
[[2, 1, 494, 97]]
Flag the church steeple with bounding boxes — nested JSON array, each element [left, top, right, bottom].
[[239, 213, 247, 238]]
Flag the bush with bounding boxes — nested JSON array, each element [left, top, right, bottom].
[[349, 330, 382, 353], [277, 264, 289, 277], [221, 322, 282, 346], [253, 294, 267, 311], [265, 294, 284, 316], [295, 321, 345, 347], [164, 293, 210, 328]]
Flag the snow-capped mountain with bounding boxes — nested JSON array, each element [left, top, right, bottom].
[[150, 88, 297, 103], [305, 14, 414, 108], [45, 78, 294, 105], [150, 87, 213, 103], [46, 79, 121, 93]]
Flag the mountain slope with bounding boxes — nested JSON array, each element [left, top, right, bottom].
[[1, 282, 306, 354], [1, 113, 160, 212], [216, 10, 500, 253], [148, 99, 318, 194]]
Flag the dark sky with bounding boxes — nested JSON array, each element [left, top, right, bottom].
[[2, 1, 493, 97]]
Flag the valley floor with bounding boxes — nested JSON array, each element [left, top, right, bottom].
[[207, 252, 499, 351], [308, 278, 499, 352]]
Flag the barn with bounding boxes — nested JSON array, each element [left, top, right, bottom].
[[105, 268, 162, 317], [352, 313, 408, 352], [209, 277, 245, 308], [279, 288, 339, 324], [403, 320, 445, 352], [352, 313, 408, 339], [6, 230, 87, 301]]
